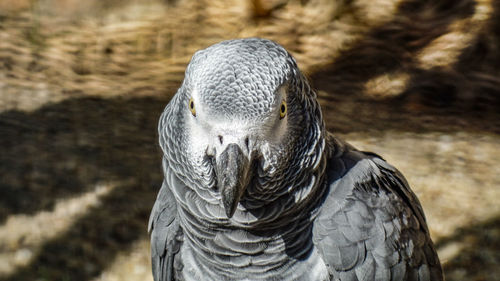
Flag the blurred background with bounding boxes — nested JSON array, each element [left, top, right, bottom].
[[0, 0, 498, 280]]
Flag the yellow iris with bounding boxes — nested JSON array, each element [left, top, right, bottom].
[[280, 100, 287, 119], [189, 97, 196, 116]]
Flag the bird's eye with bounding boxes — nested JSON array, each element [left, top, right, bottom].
[[189, 97, 196, 116], [279, 100, 287, 119]]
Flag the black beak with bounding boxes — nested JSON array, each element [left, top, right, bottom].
[[215, 143, 251, 218]]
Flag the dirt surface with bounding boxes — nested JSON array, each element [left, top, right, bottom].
[[0, 0, 499, 280]]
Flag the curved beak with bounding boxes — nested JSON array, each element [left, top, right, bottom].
[[215, 143, 251, 218]]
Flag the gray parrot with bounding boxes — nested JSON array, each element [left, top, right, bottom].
[[148, 38, 443, 281]]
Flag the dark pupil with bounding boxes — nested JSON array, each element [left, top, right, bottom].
[[281, 104, 285, 113], [190, 101, 194, 109]]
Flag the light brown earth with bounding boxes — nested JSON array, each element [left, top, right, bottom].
[[0, 0, 499, 280]]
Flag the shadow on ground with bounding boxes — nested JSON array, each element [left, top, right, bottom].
[[312, 0, 500, 134], [437, 216, 500, 281], [0, 96, 170, 223], [0, 96, 169, 280]]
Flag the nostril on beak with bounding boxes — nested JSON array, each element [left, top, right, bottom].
[[244, 137, 249, 151], [218, 135, 224, 145]]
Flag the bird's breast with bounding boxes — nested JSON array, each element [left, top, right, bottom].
[[178, 229, 329, 281]]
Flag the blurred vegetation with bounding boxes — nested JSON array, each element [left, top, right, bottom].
[[0, 0, 499, 280]]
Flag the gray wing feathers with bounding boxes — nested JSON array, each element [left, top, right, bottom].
[[149, 178, 181, 281], [313, 144, 443, 281]]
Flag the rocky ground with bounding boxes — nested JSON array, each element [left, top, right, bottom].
[[0, 0, 499, 280]]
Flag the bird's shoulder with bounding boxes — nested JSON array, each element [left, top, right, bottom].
[[311, 134, 442, 280], [149, 168, 183, 281]]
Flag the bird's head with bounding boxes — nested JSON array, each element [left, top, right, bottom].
[[161, 38, 324, 220]]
